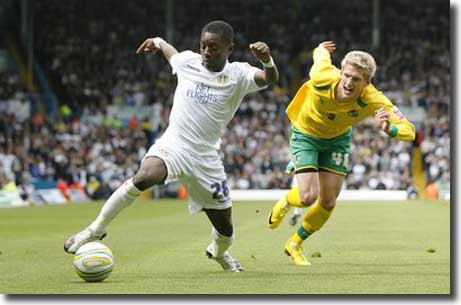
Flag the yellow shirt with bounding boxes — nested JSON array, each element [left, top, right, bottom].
[[286, 46, 415, 141]]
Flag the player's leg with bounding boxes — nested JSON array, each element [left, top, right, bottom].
[[285, 171, 344, 266], [203, 207, 243, 272], [280, 171, 320, 265], [268, 169, 319, 229], [64, 156, 167, 254], [286, 176, 311, 226], [285, 139, 349, 265], [88, 156, 167, 233], [268, 125, 321, 229], [289, 171, 343, 244], [203, 206, 233, 237], [187, 153, 243, 272]]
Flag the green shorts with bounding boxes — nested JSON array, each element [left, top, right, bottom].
[[286, 125, 351, 176]]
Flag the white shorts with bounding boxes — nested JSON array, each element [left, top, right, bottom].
[[143, 137, 231, 214]]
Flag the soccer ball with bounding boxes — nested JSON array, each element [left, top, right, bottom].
[[73, 242, 115, 282]]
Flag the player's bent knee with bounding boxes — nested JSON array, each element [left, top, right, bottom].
[[319, 197, 336, 211], [132, 171, 155, 191], [133, 158, 167, 190], [299, 192, 318, 207]]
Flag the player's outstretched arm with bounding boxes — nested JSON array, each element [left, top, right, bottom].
[[249, 42, 279, 87], [309, 41, 336, 85], [136, 37, 178, 63]]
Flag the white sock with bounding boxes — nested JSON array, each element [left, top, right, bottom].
[[293, 207, 302, 216], [89, 178, 142, 234], [208, 227, 234, 258]]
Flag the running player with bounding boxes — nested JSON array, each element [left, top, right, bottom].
[[268, 41, 415, 266], [64, 20, 278, 272]]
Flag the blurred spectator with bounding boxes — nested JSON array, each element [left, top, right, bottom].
[[425, 180, 440, 201]]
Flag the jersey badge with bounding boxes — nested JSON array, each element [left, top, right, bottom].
[[348, 109, 359, 118], [217, 74, 229, 86]]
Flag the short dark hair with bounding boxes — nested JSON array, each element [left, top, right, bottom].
[[201, 20, 234, 44]]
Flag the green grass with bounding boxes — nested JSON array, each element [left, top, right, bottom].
[[0, 199, 450, 294]]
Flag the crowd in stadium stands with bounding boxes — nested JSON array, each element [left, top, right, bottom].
[[0, 0, 449, 200]]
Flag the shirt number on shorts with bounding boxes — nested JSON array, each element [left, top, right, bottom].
[[211, 180, 229, 200], [331, 152, 350, 167]]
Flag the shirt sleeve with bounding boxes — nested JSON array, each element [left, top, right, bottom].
[[309, 46, 340, 86], [169, 50, 195, 75], [365, 85, 416, 141], [236, 62, 268, 94]]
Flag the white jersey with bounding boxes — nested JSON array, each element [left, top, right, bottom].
[[163, 50, 267, 152]]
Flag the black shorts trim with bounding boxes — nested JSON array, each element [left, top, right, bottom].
[[294, 167, 335, 174], [295, 167, 318, 174]]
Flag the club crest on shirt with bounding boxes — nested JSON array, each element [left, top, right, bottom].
[[348, 109, 359, 118], [327, 113, 336, 120], [217, 74, 229, 86]]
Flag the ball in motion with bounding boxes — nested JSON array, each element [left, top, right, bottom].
[[73, 242, 115, 282]]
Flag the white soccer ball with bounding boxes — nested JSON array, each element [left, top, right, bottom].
[[73, 242, 115, 282]]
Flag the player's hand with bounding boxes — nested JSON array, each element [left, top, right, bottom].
[[374, 107, 391, 133], [249, 42, 271, 63], [136, 38, 159, 54], [319, 41, 336, 53]]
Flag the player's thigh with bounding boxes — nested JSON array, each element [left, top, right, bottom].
[[318, 171, 345, 209], [295, 171, 319, 205]]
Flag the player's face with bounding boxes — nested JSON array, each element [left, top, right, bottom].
[[200, 32, 233, 72], [337, 64, 369, 102]]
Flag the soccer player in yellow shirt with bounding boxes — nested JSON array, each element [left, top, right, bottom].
[[268, 41, 415, 266]]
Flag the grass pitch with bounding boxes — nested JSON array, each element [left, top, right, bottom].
[[0, 199, 450, 294]]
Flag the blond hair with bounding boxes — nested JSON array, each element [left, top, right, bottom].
[[341, 51, 376, 81]]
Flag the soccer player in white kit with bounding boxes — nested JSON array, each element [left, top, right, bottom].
[[64, 21, 279, 272]]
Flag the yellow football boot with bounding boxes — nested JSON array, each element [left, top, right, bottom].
[[268, 195, 290, 229], [284, 240, 311, 266]]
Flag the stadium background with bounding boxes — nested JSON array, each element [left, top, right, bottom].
[[0, 0, 453, 296], [0, 0, 450, 204]]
